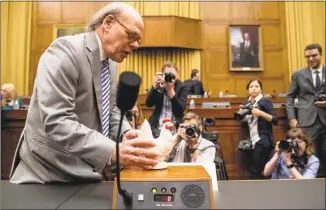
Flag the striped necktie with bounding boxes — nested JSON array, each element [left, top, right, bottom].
[[102, 59, 110, 137]]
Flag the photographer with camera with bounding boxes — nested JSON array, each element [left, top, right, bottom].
[[145, 61, 189, 138], [164, 112, 216, 163], [286, 44, 326, 177], [263, 128, 320, 179], [126, 103, 144, 130], [235, 79, 278, 179]]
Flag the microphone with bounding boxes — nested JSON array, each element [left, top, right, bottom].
[[115, 71, 142, 206]]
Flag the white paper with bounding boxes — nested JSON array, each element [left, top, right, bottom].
[[167, 162, 218, 191]]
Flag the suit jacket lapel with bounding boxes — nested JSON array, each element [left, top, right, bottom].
[[322, 65, 326, 87], [174, 80, 181, 95], [304, 67, 314, 89], [108, 59, 117, 109], [85, 31, 103, 128]]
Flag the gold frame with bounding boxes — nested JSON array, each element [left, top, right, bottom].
[[228, 25, 264, 72], [53, 24, 85, 40]]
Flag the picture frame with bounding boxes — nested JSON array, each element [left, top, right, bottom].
[[53, 24, 85, 40], [228, 25, 264, 71]]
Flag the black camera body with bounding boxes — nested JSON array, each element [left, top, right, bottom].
[[234, 102, 254, 121], [314, 93, 326, 102], [184, 124, 201, 138], [164, 72, 176, 83], [126, 110, 136, 122], [278, 139, 299, 153]]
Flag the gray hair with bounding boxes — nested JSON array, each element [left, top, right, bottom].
[[85, 3, 127, 32]]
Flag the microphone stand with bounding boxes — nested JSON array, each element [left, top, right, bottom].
[[115, 110, 133, 206]]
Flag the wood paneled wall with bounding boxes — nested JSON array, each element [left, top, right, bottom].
[[31, 2, 289, 97], [30, 2, 109, 92], [200, 2, 289, 97]]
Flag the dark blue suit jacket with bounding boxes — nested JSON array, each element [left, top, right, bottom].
[[145, 80, 189, 131], [241, 97, 278, 148]]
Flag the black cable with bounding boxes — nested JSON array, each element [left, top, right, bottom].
[[115, 110, 133, 206]]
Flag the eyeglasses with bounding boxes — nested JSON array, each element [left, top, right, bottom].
[[115, 18, 141, 44], [293, 139, 304, 144], [305, 54, 319, 59]]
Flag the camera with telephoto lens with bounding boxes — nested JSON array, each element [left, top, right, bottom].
[[314, 93, 326, 102], [184, 124, 201, 138], [278, 139, 299, 153], [234, 101, 254, 121], [164, 72, 176, 83]]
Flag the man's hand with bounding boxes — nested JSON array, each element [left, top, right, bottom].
[[123, 130, 139, 140], [153, 72, 163, 89], [111, 131, 160, 169], [163, 79, 176, 98], [315, 101, 326, 108], [274, 141, 280, 153], [177, 124, 186, 140], [282, 152, 292, 165], [289, 119, 298, 129], [251, 108, 262, 117]]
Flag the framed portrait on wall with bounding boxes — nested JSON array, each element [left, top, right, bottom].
[[228, 25, 264, 71], [53, 24, 85, 40]]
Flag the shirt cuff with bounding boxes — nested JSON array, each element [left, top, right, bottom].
[[107, 153, 113, 166]]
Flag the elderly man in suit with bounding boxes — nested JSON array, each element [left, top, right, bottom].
[[286, 43, 326, 177], [10, 3, 160, 184]]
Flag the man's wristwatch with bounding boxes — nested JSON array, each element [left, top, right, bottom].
[[286, 163, 295, 169]]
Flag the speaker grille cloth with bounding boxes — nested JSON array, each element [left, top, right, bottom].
[[181, 184, 205, 208]]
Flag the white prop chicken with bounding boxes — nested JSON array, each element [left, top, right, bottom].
[[138, 119, 175, 169]]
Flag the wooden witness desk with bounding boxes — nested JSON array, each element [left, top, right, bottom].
[[140, 106, 287, 180], [1, 109, 27, 180], [1, 97, 288, 180]]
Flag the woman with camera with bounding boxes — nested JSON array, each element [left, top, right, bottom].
[[237, 79, 278, 179], [164, 112, 216, 163], [127, 103, 144, 130], [145, 61, 189, 138], [263, 128, 320, 179]]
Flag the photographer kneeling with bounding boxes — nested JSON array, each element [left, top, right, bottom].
[[263, 128, 320, 179], [165, 112, 216, 163]]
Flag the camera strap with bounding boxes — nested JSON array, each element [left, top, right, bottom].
[[291, 153, 307, 169]]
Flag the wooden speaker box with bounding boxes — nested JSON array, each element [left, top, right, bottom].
[[113, 165, 214, 209]]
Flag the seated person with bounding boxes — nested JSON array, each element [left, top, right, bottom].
[[1, 83, 23, 110], [164, 112, 216, 163], [263, 128, 320, 179], [127, 103, 144, 130], [145, 61, 188, 138], [184, 69, 206, 96]]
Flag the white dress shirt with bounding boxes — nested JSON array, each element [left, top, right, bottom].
[[310, 65, 323, 88]]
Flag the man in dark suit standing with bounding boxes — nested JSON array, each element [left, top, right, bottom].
[[240, 32, 258, 67], [146, 61, 189, 138], [286, 43, 326, 177], [184, 69, 206, 96]]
